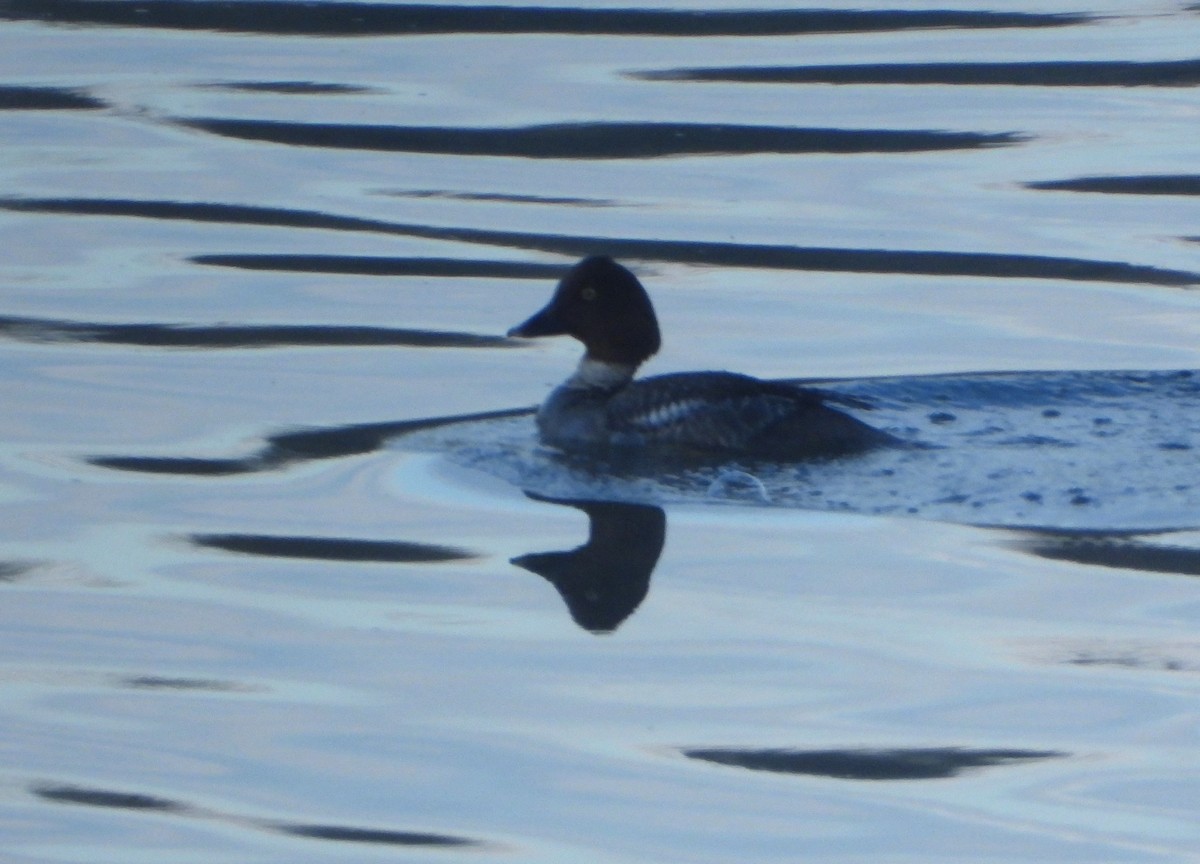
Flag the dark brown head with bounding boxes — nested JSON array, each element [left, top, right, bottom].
[[507, 256, 662, 366]]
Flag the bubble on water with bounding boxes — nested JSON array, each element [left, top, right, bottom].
[[706, 469, 770, 503]]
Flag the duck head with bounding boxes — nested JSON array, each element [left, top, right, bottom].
[[508, 256, 662, 367]]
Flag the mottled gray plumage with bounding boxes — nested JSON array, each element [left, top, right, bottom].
[[534, 370, 887, 457]]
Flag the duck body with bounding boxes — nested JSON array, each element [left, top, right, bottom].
[[508, 256, 894, 461]]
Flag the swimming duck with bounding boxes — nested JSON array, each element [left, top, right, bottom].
[[507, 255, 893, 459]]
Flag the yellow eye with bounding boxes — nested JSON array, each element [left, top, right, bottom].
[[580, 285, 597, 301]]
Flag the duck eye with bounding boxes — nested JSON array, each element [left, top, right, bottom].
[[580, 285, 597, 301]]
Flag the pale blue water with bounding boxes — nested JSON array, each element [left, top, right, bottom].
[[3, 2, 1200, 861]]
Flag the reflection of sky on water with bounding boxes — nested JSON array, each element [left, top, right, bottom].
[[3, 1, 1200, 860]]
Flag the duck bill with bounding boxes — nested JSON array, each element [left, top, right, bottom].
[[507, 303, 567, 338]]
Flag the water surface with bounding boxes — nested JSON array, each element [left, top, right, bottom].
[[3, 2, 1200, 861]]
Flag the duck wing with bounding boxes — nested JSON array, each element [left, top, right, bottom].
[[607, 371, 883, 456]]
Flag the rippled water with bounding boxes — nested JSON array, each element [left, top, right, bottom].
[[404, 369, 1200, 530], [3, 2, 1200, 861]]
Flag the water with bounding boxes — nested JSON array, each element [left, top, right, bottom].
[[404, 369, 1200, 530], [3, 2, 1200, 861]]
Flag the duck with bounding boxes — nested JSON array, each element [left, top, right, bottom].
[[507, 255, 894, 460]]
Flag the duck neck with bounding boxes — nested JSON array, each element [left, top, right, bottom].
[[565, 356, 636, 392]]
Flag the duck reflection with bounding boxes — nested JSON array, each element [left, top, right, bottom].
[[185, 498, 664, 634], [511, 495, 666, 633]]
